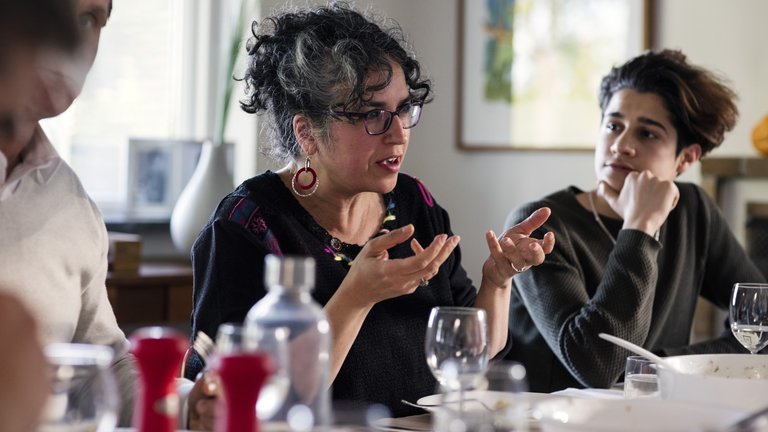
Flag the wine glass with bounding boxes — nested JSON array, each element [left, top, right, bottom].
[[730, 283, 768, 354], [215, 323, 290, 421], [425, 306, 488, 414], [39, 343, 119, 432]]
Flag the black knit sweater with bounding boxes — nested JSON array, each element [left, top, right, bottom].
[[187, 171, 478, 417], [504, 183, 767, 393]]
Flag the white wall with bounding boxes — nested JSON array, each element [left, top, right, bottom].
[[256, 0, 768, 283], [655, 0, 768, 247], [656, 0, 768, 156]]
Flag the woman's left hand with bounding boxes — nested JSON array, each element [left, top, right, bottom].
[[482, 207, 555, 288]]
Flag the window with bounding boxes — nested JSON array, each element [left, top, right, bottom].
[[42, 0, 257, 221]]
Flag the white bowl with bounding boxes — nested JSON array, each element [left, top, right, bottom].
[[658, 353, 768, 410], [534, 397, 744, 432]]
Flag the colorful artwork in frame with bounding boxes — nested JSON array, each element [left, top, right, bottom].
[[458, 0, 651, 151]]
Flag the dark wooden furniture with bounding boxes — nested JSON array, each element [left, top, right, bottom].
[[106, 263, 193, 330], [700, 157, 768, 203], [691, 157, 768, 342], [746, 202, 768, 280]]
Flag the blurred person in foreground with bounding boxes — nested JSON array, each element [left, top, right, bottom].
[[0, 293, 49, 432], [0, 0, 216, 428], [0, 1, 78, 431], [187, 2, 555, 417], [503, 49, 767, 393]]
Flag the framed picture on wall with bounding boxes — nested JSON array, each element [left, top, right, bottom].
[[457, 0, 652, 151], [127, 138, 235, 220], [127, 138, 184, 218]]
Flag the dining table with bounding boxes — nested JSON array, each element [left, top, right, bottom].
[[113, 385, 758, 432]]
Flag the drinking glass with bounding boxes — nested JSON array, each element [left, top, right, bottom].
[[214, 323, 290, 421], [730, 283, 768, 354], [484, 361, 530, 431], [432, 361, 528, 432], [39, 343, 119, 432], [425, 306, 488, 414], [623, 356, 658, 398]]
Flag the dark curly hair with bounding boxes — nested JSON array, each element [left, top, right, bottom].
[[599, 49, 738, 156], [240, 2, 432, 163]]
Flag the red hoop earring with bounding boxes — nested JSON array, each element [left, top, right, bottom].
[[291, 157, 318, 197]]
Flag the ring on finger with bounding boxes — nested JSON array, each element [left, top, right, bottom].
[[511, 261, 531, 273], [419, 277, 429, 287]]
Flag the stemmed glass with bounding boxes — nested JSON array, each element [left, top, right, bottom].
[[730, 283, 768, 354], [425, 306, 489, 414], [214, 323, 290, 421]]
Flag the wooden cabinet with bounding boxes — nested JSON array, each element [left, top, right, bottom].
[[700, 157, 768, 202], [692, 157, 768, 342], [106, 263, 193, 330]]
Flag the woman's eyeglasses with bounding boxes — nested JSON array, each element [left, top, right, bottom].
[[332, 101, 423, 136]]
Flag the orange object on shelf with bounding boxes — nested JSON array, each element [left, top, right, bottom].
[[753, 115, 768, 155]]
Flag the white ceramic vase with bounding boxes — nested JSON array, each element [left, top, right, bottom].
[[170, 140, 234, 254]]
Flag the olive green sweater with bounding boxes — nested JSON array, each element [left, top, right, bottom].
[[504, 183, 767, 392]]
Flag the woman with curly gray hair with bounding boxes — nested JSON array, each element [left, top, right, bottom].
[[188, 2, 554, 417]]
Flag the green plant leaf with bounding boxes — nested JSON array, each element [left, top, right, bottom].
[[214, 0, 253, 145]]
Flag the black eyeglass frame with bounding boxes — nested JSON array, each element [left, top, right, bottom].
[[331, 100, 424, 136]]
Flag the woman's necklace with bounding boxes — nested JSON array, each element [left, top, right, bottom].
[[587, 191, 617, 246], [327, 196, 385, 249], [322, 193, 398, 266]]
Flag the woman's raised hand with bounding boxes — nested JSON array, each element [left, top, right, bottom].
[[483, 207, 555, 288], [340, 224, 459, 307]]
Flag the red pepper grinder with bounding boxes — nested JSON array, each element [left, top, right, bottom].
[[214, 352, 274, 432], [130, 327, 188, 432]]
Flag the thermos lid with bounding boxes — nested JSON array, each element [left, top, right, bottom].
[[264, 254, 315, 290]]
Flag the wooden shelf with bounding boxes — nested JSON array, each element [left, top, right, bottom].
[[701, 156, 768, 177], [694, 156, 768, 342], [747, 202, 768, 218], [700, 156, 768, 201], [106, 263, 193, 330]]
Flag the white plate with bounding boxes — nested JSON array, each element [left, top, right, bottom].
[[370, 413, 432, 431], [417, 390, 553, 413], [550, 387, 624, 399], [417, 390, 555, 430], [659, 353, 768, 411], [534, 397, 745, 432]]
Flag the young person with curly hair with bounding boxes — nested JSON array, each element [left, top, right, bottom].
[[503, 49, 767, 393]]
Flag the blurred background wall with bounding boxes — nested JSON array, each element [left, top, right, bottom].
[[256, 0, 768, 283]]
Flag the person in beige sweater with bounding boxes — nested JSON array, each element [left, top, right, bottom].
[[0, 0, 215, 428], [1, 1, 78, 431]]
